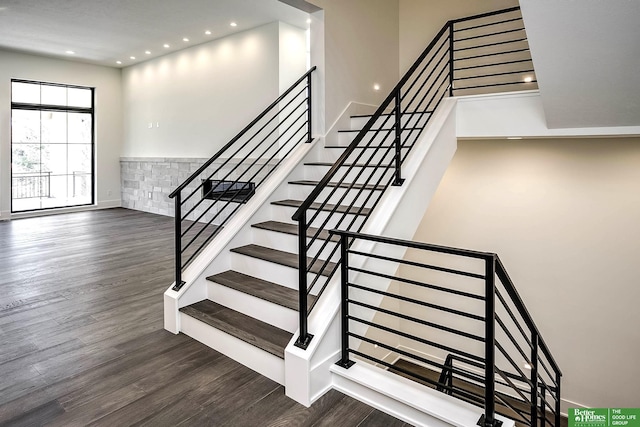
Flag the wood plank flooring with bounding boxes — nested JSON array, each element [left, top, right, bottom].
[[0, 208, 409, 426]]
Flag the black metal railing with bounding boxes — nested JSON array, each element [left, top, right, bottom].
[[168, 67, 316, 290], [332, 230, 562, 427], [11, 172, 51, 199], [292, 7, 534, 349]]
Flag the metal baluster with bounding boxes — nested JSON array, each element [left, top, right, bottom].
[[392, 89, 404, 186], [336, 233, 354, 368], [172, 192, 185, 291], [295, 209, 313, 349], [532, 333, 539, 426]]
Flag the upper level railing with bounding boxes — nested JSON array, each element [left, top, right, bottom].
[[168, 67, 316, 290], [292, 7, 535, 349], [12, 172, 51, 199], [331, 229, 562, 427]]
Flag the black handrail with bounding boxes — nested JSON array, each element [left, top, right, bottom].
[[293, 7, 535, 351], [168, 67, 316, 290], [332, 229, 562, 427]]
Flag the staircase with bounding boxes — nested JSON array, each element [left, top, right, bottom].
[[177, 112, 422, 384], [165, 7, 562, 427]]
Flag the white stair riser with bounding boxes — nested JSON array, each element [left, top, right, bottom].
[[303, 164, 393, 185], [338, 130, 397, 146], [288, 184, 381, 209], [323, 146, 408, 165], [251, 227, 342, 263], [207, 281, 297, 333], [230, 251, 327, 294], [180, 313, 286, 385], [350, 113, 431, 130], [270, 204, 368, 231]]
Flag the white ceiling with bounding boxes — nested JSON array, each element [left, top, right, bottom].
[[520, 0, 640, 128], [0, 0, 309, 68]]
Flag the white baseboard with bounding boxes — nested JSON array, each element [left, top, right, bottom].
[[7, 199, 122, 220]]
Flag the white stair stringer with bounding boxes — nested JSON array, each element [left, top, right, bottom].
[[331, 363, 516, 427], [284, 97, 463, 412]]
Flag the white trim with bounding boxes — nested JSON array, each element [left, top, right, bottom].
[[331, 362, 516, 427], [7, 199, 121, 220]]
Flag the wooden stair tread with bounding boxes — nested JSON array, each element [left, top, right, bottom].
[[271, 199, 371, 216], [206, 270, 316, 311], [288, 180, 384, 191], [304, 162, 378, 168], [230, 244, 336, 276], [338, 127, 423, 133], [324, 145, 411, 150], [252, 220, 338, 242], [350, 110, 432, 118], [179, 300, 292, 358]]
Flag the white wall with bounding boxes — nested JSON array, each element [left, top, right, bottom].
[[307, 0, 400, 132], [0, 49, 122, 218], [399, 0, 518, 73], [121, 22, 285, 158], [413, 137, 640, 410], [278, 22, 307, 92]]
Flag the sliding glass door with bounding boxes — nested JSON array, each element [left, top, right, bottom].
[[11, 80, 94, 212]]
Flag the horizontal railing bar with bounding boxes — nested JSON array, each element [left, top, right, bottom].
[[496, 316, 533, 364], [496, 256, 562, 376], [331, 229, 494, 259], [291, 23, 451, 221], [181, 108, 307, 236], [348, 248, 485, 280], [495, 367, 532, 407], [400, 38, 450, 105], [496, 343, 535, 390], [454, 27, 525, 43], [350, 332, 485, 386], [349, 315, 484, 363], [453, 37, 528, 53], [346, 348, 479, 400], [495, 289, 533, 349], [455, 47, 530, 61], [454, 69, 534, 81], [169, 66, 315, 198], [348, 282, 485, 321], [347, 264, 484, 300], [454, 58, 532, 72], [349, 298, 485, 342], [180, 89, 308, 207], [455, 80, 536, 91], [453, 16, 522, 33], [181, 128, 307, 259], [450, 6, 521, 25], [180, 101, 307, 224]]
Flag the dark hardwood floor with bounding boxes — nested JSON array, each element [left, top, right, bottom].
[[0, 208, 409, 427]]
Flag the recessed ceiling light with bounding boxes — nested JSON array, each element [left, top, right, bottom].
[[145, 50, 151, 55], [524, 76, 533, 83], [66, 50, 75, 55], [183, 37, 190, 42], [507, 137, 523, 140], [230, 22, 237, 27], [130, 56, 136, 60], [373, 84, 381, 91], [116, 61, 122, 64], [205, 30, 212, 35], [163, 43, 170, 48]]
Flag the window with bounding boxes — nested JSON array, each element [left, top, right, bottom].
[[11, 80, 94, 212]]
